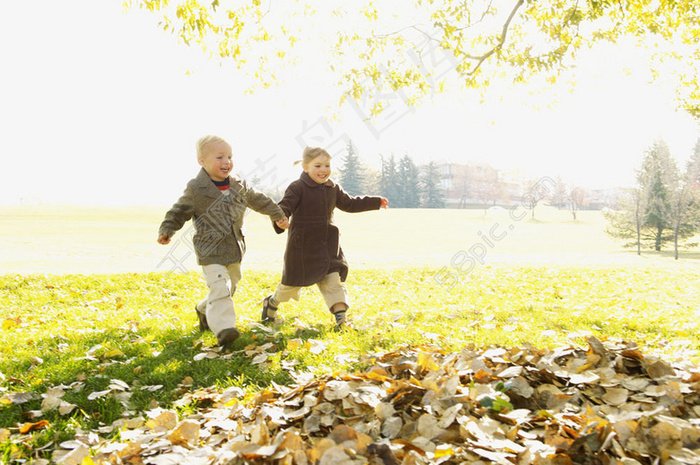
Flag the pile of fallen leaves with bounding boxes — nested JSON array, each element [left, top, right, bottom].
[[22, 337, 700, 464]]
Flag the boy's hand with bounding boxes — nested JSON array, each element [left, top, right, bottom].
[[380, 198, 389, 209], [157, 233, 171, 245], [276, 217, 290, 230]]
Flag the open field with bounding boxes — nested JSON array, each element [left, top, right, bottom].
[[1, 267, 699, 462], [2, 204, 700, 275], [2, 206, 700, 462]]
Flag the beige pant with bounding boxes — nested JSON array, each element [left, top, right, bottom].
[[196, 263, 242, 335], [273, 272, 349, 312]]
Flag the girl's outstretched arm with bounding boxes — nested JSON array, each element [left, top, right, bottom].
[[336, 185, 384, 213]]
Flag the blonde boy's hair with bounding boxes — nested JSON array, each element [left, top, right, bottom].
[[196, 135, 230, 160], [300, 146, 331, 165]]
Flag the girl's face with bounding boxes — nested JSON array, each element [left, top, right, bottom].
[[303, 155, 331, 184], [198, 141, 233, 182]]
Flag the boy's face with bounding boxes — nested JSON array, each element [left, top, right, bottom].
[[303, 155, 331, 184], [198, 141, 233, 182]]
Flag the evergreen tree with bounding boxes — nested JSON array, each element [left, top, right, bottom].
[[639, 140, 678, 251], [337, 140, 364, 195], [421, 161, 446, 208], [604, 140, 698, 253], [379, 154, 401, 206], [603, 189, 645, 252], [671, 138, 700, 258], [397, 154, 421, 208]]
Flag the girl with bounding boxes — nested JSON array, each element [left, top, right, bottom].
[[263, 146, 388, 328]]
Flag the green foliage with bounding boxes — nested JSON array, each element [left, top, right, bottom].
[[397, 154, 421, 208], [379, 154, 401, 206], [605, 139, 700, 253], [124, 0, 700, 117], [639, 140, 679, 251], [337, 140, 365, 196], [421, 160, 446, 208], [378, 153, 422, 208]]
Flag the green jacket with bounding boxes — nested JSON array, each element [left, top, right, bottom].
[[159, 168, 285, 266]]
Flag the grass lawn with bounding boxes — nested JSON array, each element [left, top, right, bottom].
[[1, 205, 699, 462], [3, 204, 700, 274]]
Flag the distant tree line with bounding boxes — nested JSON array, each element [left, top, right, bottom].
[[337, 140, 446, 208], [248, 137, 700, 251], [336, 140, 612, 215], [604, 138, 700, 258]]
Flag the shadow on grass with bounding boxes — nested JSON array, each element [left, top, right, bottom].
[[0, 320, 337, 432], [613, 249, 700, 261]]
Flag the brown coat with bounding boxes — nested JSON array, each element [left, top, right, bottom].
[[159, 168, 286, 266], [275, 172, 382, 286]]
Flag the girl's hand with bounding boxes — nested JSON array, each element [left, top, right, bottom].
[[276, 217, 290, 229], [157, 233, 171, 245], [380, 198, 389, 209]]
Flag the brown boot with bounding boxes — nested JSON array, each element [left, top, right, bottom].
[[195, 307, 209, 332], [261, 295, 278, 323], [216, 327, 240, 346]]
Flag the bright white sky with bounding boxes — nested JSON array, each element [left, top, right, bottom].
[[1, 1, 699, 206]]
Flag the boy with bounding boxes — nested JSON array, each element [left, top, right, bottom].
[[158, 135, 288, 345]]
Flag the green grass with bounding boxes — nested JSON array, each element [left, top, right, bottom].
[[1, 267, 699, 461], [2, 205, 700, 460]]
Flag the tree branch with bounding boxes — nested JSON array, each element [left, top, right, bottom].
[[463, 0, 525, 75]]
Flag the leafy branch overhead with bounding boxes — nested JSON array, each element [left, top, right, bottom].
[[124, 0, 700, 117]]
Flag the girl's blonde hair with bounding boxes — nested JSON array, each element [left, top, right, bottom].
[[294, 146, 331, 166], [196, 135, 230, 160]]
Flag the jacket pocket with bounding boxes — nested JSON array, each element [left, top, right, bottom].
[[194, 231, 226, 257], [236, 228, 246, 255]]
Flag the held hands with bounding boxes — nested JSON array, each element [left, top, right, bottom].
[[157, 233, 171, 245], [276, 217, 290, 230], [380, 198, 389, 209]]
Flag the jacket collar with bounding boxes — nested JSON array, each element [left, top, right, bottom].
[[194, 168, 229, 198], [300, 171, 335, 188]]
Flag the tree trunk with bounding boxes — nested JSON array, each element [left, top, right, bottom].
[[674, 220, 680, 260], [635, 209, 641, 256], [655, 226, 663, 251]]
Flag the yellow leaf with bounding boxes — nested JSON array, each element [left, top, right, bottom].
[[2, 318, 20, 330], [104, 349, 124, 358], [434, 445, 454, 458], [19, 420, 49, 434], [168, 420, 200, 446], [417, 351, 440, 371]]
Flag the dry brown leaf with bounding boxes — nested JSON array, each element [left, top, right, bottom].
[[167, 420, 200, 446], [73, 340, 700, 465], [602, 387, 629, 406], [146, 409, 178, 430]]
